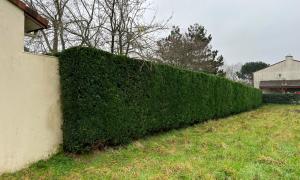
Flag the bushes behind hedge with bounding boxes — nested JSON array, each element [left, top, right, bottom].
[[263, 94, 300, 104], [59, 47, 262, 153]]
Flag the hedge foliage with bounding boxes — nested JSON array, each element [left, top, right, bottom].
[[263, 94, 300, 104], [59, 47, 262, 153]]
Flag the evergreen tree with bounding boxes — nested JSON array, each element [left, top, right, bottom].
[[157, 24, 225, 75], [237, 62, 269, 84]]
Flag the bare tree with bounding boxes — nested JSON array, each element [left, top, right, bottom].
[[101, 0, 169, 57], [64, 0, 107, 48], [223, 63, 242, 81], [24, 0, 70, 54], [24, 0, 169, 59]]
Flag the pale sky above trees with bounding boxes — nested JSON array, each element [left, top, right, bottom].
[[150, 0, 300, 64]]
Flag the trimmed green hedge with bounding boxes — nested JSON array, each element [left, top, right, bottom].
[[59, 47, 262, 153], [263, 94, 300, 104]]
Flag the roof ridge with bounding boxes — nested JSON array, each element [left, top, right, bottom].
[[254, 58, 300, 74]]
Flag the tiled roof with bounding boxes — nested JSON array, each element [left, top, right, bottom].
[[8, 0, 49, 31]]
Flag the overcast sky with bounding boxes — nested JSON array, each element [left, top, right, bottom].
[[150, 0, 300, 65]]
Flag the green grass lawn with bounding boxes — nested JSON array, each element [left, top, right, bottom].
[[2, 105, 300, 180]]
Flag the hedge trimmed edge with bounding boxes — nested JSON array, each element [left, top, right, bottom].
[[59, 47, 262, 153]]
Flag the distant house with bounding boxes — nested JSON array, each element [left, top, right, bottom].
[[253, 55, 300, 94]]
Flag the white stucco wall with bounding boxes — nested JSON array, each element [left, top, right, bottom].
[[253, 58, 300, 89], [0, 0, 24, 53], [0, 0, 62, 174]]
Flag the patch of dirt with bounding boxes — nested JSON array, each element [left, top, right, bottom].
[[293, 110, 300, 113], [257, 155, 285, 166]]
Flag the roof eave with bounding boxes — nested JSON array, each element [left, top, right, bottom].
[[8, 0, 49, 32]]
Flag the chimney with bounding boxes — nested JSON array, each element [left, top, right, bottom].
[[285, 54, 294, 61]]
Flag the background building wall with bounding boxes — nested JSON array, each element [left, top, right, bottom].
[[0, 0, 62, 174], [253, 58, 300, 89]]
